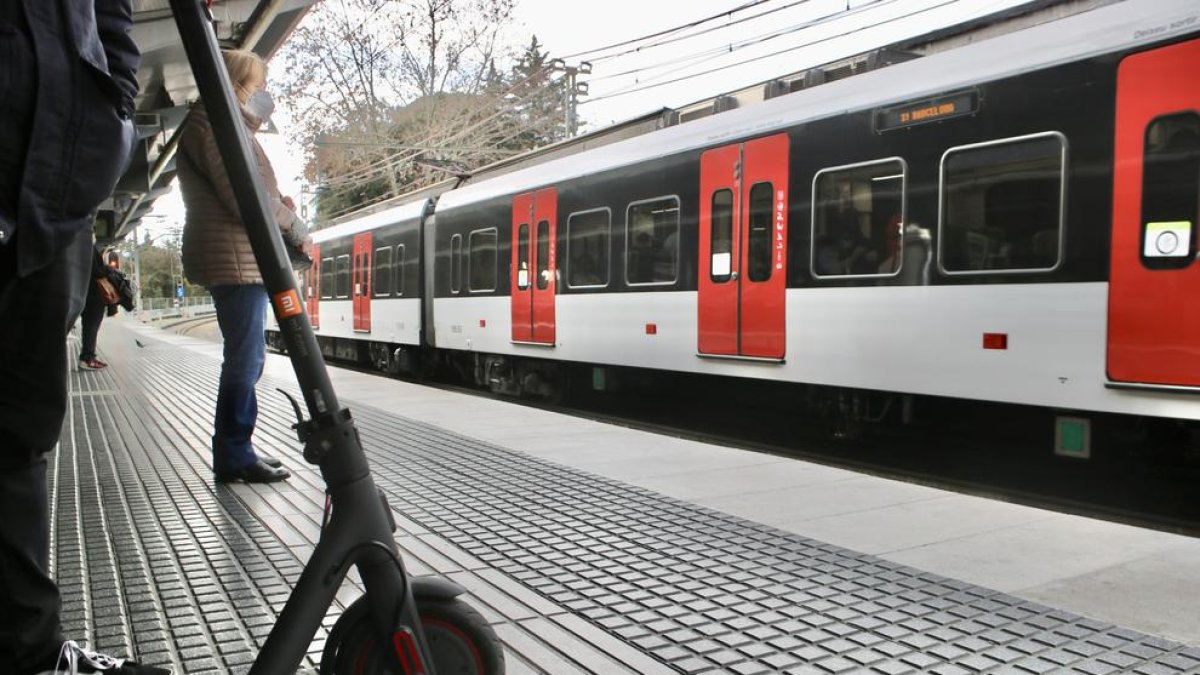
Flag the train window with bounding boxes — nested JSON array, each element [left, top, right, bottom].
[[517, 224, 530, 290], [747, 182, 774, 283], [373, 246, 392, 297], [710, 190, 734, 283], [320, 256, 334, 299], [536, 220, 550, 290], [450, 234, 463, 294], [335, 254, 351, 298], [812, 158, 906, 278], [626, 196, 680, 285], [567, 208, 610, 288], [469, 228, 498, 292], [940, 132, 1065, 274], [394, 244, 405, 296], [1140, 113, 1200, 270]]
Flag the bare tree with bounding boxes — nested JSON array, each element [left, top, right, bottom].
[[273, 0, 583, 223], [276, 0, 515, 167], [392, 0, 515, 99]]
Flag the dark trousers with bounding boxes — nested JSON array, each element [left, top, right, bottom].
[[210, 284, 268, 473], [0, 226, 92, 672], [78, 278, 105, 361]]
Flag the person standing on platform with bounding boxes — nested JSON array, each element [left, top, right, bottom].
[[0, 1, 171, 674], [179, 48, 307, 484], [78, 249, 114, 371]]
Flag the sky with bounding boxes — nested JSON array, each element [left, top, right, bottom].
[[145, 0, 1034, 234]]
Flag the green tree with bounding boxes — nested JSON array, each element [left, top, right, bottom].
[[503, 36, 568, 150]]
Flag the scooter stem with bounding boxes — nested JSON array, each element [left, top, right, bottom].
[[167, 2, 437, 672]]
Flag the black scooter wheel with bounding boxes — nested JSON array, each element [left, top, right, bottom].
[[321, 595, 505, 675]]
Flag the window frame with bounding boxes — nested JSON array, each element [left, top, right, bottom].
[[745, 181, 776, 284], [394, 244, 406, 297], [709, 189, 734, 284], [1139, 111, 1200, 271], [624, 194, 682, 287], [319, 256, 335, 299], [535, 220, 550, 290], [450, 233, 463, 294], [467, 227, 499, 293], [810, 156, 908, 281], [566, 207, 612, 289], [373, 245, 393, 297], [937, 131, 1067, 276], [516, 223, 530, 291], [334, 254, 351, 299]]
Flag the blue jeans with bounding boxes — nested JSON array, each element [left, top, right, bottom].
[[210, 284, 268, 472]]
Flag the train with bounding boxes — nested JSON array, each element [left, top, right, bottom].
[[268, 0, 1200, 456]]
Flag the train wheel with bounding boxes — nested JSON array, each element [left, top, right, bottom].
[[321, 595, 505, 675]]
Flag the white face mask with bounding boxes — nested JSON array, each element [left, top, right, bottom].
[[245, 89, 275, 121]]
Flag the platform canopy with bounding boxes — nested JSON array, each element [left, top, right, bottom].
[[99, 0, 317, 244]]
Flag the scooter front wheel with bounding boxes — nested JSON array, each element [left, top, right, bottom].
[[321, 594, 505, 674]]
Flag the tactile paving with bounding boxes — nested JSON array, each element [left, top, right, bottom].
[[52, 330, 1200, 674]]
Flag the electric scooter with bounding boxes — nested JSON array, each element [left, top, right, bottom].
[[168, 2, 506, 673]]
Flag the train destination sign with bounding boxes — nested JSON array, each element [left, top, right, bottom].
[[875, 90, 979, 132]]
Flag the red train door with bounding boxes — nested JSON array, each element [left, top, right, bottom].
[[698, 133, 789, 359], [1108, 38, 1200, 386], [353, 232, 372, 332], [308, 245, 320, 329], [511, 188, 557, 344]]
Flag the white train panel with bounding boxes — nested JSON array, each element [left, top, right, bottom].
[[433, 285, 1200, 420], [314, 298, 422, 346]]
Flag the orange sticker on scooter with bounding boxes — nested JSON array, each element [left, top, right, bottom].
[[273, 289, 303, 318]]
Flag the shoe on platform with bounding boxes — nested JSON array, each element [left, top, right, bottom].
[[256, 452, 283, 468], [79, 358, 108, 371], [214, 458, 290, 484], [29, 640, 173, 674]]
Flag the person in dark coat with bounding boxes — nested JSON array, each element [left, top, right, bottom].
[[0, 1, 170, 673], [78, 249, 114, 371]]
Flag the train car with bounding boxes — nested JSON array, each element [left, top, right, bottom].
[[271, 199, 431, 372], [275, 0, 1200, 450]]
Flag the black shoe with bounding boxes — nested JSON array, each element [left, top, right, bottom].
[[214, 458, 291, 483], [29, 640, 173, 674], [256, 452, 283, 468]]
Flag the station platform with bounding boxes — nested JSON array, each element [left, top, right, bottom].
[[56, 316, 1200, 675]]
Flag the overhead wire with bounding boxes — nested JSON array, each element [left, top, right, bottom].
[[319, 0, 828, 189], [317, 0, 972, 209], [556, 0, 774, 61], [587, 0, 891, 83], [583, 0, 957, 104], [587, 0, 820, 68], [317, 0, 854, 190]]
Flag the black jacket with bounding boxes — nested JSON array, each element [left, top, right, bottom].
[[0, 0, 140, 277]]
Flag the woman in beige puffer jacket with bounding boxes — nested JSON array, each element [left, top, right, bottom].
[[178, 49, 303, 484]]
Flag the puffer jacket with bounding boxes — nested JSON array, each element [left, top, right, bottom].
[[178, 104, 305, 287]]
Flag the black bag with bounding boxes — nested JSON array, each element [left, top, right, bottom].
[[287, 240, 313, 271], [105, 267, 136, 312]]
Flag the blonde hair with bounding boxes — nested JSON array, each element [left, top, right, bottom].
[[222, 49, 267, 103]]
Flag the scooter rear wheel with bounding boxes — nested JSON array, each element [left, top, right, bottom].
[[321, 594, 505, 674]]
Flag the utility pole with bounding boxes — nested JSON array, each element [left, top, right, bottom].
[[550, 59, 591, 138]]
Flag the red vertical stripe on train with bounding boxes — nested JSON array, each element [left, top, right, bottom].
[[739, 133, 789, 360], [1107, 38, 1200, 385], [352, 232, 372, 332], [532, 188, 557, 345], [511, 192, 534, 342], [698, 144, 742, 356]]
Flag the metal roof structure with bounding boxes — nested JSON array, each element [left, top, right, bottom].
[[98, 0, 317, 244]]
